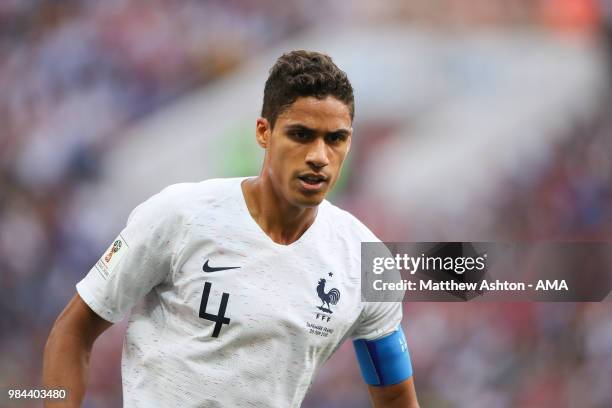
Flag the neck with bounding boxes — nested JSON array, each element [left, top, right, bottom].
[[241, 176, 318, 245]]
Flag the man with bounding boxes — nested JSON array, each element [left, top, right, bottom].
[[43, 50, 419, 407]]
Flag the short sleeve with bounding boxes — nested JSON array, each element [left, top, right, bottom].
[[341, 211, 404, 340], [351, 301, 403, 341], [76, 186, 183, 323]]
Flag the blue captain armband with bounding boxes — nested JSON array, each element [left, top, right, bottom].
[[352, 326, 413, 386]]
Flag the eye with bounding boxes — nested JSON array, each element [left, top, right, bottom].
[[289, 130, 310, 141], [326, 133, 346, 144]]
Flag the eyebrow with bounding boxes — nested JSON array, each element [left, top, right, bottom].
[[284, 124, 351, 137]]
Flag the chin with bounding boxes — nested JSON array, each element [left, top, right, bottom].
[[292, 193, 325, 208]]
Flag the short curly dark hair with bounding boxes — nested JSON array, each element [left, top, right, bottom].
[[261, 50, 354, 129]]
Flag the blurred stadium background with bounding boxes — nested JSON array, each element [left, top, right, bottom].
[[1, 0, 612, 407]]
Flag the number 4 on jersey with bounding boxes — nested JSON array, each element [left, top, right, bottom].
[[199, 282, 231, 337]]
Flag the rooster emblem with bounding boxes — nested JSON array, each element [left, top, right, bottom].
[[316, 278, 340, 314]]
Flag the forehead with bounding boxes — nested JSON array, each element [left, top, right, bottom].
[[276, 96, 352, 131]]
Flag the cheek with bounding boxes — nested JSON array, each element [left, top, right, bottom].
[[269, 143, 299, 179], [331, 148, 348, 168]]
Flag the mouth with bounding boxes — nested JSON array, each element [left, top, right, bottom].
[[297, 173, 328, 192]]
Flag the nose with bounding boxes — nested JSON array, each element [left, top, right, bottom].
[[305, 138, 329, 169]]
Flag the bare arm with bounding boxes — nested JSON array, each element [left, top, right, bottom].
[[368, 377, 420, 408], [43, 294, 113, 407]]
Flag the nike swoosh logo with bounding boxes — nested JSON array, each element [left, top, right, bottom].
[[203, 259, 241, 273]]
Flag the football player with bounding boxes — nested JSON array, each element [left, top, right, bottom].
[[43, 50, 418, 407]]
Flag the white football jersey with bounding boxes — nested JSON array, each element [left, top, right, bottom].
[[77, 177, 402, 407]]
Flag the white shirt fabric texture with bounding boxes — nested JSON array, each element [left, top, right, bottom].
[[77, 177, 402, 407]]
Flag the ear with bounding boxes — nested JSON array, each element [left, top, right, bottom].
[[256, 117, 271, 148]]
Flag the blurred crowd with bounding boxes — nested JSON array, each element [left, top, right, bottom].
[[404, 108, 612, 407], [1, 1, 612, 408], [494, 104, 612, 241]]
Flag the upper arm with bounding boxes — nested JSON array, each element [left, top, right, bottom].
[[75, 186, 183, 323], [368, 377, 419, 408], [49, 293, 113, 345]]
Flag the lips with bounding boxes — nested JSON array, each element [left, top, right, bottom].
[[298, 173, 327, 184], [297, 173, 328, 192]]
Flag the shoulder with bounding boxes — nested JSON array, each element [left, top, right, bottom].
[[320, 200, 380, 243], [142, 177, 241, 208], [129, 177, 242, 224], [153, 177, 238, 202]]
